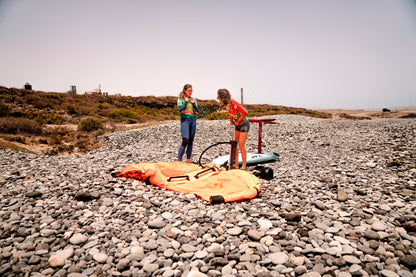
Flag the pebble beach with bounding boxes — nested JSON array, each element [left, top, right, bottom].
[[1, 115, 415, 277]]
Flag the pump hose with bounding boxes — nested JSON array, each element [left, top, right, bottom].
[[198, 141, 233, 168]]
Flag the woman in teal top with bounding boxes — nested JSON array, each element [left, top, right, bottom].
[[177, 84, 199, 163]]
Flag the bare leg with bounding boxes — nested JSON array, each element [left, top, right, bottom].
[[238, 131, 248, 170]]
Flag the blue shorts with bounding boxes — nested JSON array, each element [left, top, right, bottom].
[[235, 121, 250, 132]]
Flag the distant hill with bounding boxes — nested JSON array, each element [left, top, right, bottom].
[[0, 86, 331, 125], [2, 86, 414, 155], [0, 86, 333, 155]]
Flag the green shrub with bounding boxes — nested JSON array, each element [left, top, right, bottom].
[[134, 106, 153, 119], [25, 95, 51, 109], [46, 93, 61, 99], [253, 108, 267, 113], [0, 117, 42, 134], [96, 103, 110, 110], [76, 105, 92, 115], [114, 100, 127, 108], [339, 113, 354, 119], [78, 116, 103, 132], [305, 111, 327, 118], [400, 113, 416, 118], [0, 93, 15, 103], [33, 113, 64, 124], [65, 104, 77, 115], [206, 111, 230, 120], [339, 113, 370, 120], [107, 108, 138, 119], [0, 101, 10, 117], [198, 105, 218, 118]]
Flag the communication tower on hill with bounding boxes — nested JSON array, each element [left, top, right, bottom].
[[70, 85, 77, 94]]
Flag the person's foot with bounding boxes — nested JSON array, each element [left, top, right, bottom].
[[240, 167, 247, 171], [186, 159, 191, 163]]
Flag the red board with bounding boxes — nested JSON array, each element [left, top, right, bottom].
[[248, 118, 276, 123], [247, 118, 277, 153]]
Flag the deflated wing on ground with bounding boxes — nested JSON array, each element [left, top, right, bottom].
[[113, 161, 261, 203]]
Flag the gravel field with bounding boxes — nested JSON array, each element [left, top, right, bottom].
[[1, 115, 415, 277]]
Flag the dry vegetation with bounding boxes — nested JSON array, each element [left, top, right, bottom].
[[317, 109, 416, 120], [2, 85, 413, 155]]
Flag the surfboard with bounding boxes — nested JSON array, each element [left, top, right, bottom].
[[212, 152, 279, 166]]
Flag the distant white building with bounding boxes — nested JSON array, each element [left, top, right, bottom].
[[85, 84, 103, 95]]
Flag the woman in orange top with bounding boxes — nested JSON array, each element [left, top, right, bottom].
[[217, 88, 250, 170]]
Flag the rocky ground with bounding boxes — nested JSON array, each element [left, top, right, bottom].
[[0, 115, 415, 277]]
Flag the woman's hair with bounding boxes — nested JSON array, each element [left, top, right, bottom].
[[179, 84, 192, 99], [217, 88, 231, 108]]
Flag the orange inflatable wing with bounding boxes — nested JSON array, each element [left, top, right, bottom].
[[114, 161, 261, 203]]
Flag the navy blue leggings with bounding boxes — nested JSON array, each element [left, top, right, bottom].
[[178, 117, 196, 161]]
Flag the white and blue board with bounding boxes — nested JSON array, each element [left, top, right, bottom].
[[212, 152, 279, 166]]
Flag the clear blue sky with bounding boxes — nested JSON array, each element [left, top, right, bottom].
[[1, 0, 415, 109]]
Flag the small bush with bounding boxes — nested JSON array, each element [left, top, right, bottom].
[[198, 104, 218, 118], [155, 114, 176, 121], [43, 126, 72, 136], [48, 134, 62, 145], [78, 116, 103, 132], [206, 111, 230, 120], [96, 103, 110, 110], [400, 113, 416, 118], [107, 108, 138, 119], [46, 93, 61, 100], [33, 113, 64, 124], [27, 95, 53, 109], [134, 106, 153, 119], [114, 100, 128, 108], [75, 133, 100, 152], [306, 111, 318, 117], [0, 117, 42, 134], [64, 103, 91, 116], [65, 104, 77, 115], [339, 113, 370, 120], [0, 138, 32, 152], [77, 105, 92, 115], [0, 93, 15, 103], [0, 101, 10, 117]]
